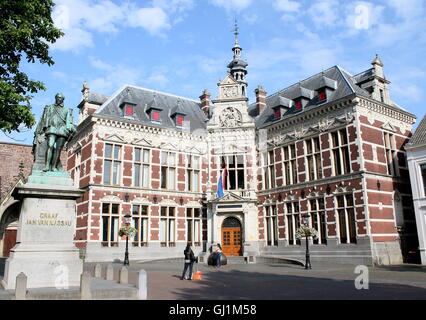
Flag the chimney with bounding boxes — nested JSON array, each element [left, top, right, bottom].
[[78, 81, 99, 125], [199, 89, 211, 118], [255, 85, 267, 116]]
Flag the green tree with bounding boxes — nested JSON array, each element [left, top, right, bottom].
[[0, 0, 63, 133]]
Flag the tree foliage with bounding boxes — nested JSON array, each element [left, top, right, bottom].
[[0, 0, 63, 133]]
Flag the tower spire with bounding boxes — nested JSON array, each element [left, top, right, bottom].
[[232, 19, 241, 59]]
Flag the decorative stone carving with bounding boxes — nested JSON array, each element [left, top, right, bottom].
[[101, 195, 121, 202], [222, 86, 239, 98], [219, 107, 242, 128]]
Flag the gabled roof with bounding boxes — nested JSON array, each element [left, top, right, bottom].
[[407, 114, 426, 148], [95, 85, 207, 133]]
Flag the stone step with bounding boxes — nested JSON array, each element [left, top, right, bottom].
[[225, 256, 246, 265]]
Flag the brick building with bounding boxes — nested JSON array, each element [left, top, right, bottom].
[[65, 28, 418, 265]]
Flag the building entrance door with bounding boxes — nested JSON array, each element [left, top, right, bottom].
[[221, 217, 242, 256], [2, 229, 17, 258]]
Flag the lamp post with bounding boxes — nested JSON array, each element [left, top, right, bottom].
[[302, 213, 312, 270], [123, 214, 131, 266]]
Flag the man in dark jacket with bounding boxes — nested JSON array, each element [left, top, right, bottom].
[[181, 244, 196, 280]]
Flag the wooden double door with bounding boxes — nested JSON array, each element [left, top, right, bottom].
[[221, 217, 242, 256]]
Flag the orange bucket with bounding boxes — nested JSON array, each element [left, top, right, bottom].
[[193, 271, 202, 280]]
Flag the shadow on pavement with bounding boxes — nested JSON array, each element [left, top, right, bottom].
[[165, 269, 426, 300], [375, 265, 426, 273]]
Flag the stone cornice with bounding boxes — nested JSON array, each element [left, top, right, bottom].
[[93, 114, 206, 142], [257, 172, 364, 196], [357, 96, 416, 124]]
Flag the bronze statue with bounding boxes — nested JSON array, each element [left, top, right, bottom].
[[32, 93, 76, 172]]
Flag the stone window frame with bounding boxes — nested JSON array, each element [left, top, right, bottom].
[[160, 151, 177, 190], [103, 143, 122, 186], [261, 150, 276, 190], [186, 207, 203, 247], [264, 204, 278, 247], [133, 147, 151, 188], [282, 143, 298, 186], [159, 206, 176, 247], [334, 191, 357, 245], [131, 204, 150, 247], [221, 154, 247, 191], [186, 154, 201, 192], [307, 194, 327, 245], [101, 202, 120, 248], [330, 128, 351, 176], [305, 136, 322, 182], [284, 198, 301, 246], [73, 149, 81, 188], [383, 131, 399, 177]]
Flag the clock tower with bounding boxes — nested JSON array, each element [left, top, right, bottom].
[[206, 22, 259, 259]]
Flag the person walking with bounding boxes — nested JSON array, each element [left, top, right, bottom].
[[181, 244, 196, 280], [215, 243, 223, 268]]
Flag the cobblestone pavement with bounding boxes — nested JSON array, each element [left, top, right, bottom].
[[83, 260, 426, 300]]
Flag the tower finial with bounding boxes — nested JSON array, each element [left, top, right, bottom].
[[232, 19, 239, 47]]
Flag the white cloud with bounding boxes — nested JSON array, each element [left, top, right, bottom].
[[127, 7, 171, 35], [387, 0, 424, 20], [392, 83, 423, 102], [307, 0, 340, 28], [243, 13, 259, 25], [152, 0, 195, 13], [273, 0, 301, 13], [52, 27, 93, 52], [52, 0, 194, 51], [209, 0, 254, 12]]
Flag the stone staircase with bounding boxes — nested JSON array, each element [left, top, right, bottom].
[[225, 256, 246, 265]]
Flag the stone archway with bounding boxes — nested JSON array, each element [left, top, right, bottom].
[[0, 200, 21, 258]]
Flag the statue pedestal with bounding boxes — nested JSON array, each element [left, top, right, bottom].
[[1, 179, 83, 289]]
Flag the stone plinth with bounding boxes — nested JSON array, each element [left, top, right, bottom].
[[1, 180, 83, 290]]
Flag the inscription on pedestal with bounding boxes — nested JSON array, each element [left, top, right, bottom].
[[26, 213, 72, 227]]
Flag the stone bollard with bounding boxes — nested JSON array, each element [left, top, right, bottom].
[[80, 272, 92, 300], [106, 264, 114, 281], [137, 269, 147, 300], [15, 272, 27, 300], [119, 266, 128, 285], [94, 264, 102, 278]]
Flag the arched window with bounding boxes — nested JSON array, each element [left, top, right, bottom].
[[222, 217, 241, 228]]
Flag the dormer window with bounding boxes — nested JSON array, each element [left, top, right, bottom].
[[125, 105, 134, 116], [318, 89, 327, 102], [294, 99, 303, 111], [120, 102, 136, 117], [274, 107, 281, 119], [151, 110, 161, 122], [176, 115, 185, 126]]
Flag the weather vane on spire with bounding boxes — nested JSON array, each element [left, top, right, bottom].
[[232, 19, 239, 47]]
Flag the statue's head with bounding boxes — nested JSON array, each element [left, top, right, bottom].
[[55, 93, 65, 105]]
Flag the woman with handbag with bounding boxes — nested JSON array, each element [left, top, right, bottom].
[[181, 244, 196, 280], [215, 243, 223, 268]]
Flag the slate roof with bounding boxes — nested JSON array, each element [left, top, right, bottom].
[[249, 65, 411, 129], [407, 114, 426, 148], [95, 85, 207, 134], [248, 66, 366, 128]]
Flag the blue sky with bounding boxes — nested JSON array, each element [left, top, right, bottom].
[[2, 0, 425, 144]]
